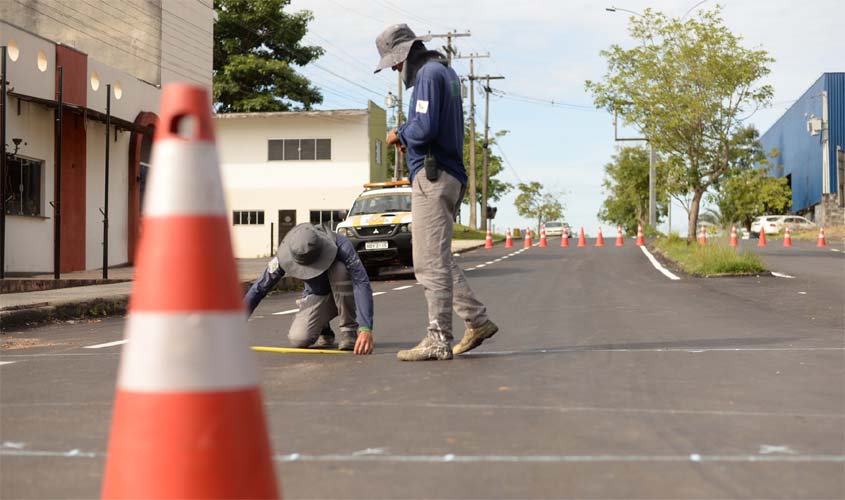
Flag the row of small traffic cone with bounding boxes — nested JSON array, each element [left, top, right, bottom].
[[497, 224, 647, 249], [719, 225, 828, 248]]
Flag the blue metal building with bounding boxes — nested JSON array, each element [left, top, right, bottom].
[[759, 73, 844, 225]]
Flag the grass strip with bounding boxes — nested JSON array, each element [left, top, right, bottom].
[[652, 234, 766, 276], [453, 224, 504, 240]]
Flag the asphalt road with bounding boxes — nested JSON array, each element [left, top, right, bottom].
[[2, 239, 844, 499]]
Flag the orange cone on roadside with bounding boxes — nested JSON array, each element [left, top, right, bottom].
[[783, 226, 792, 247], [595, 228, 605, 247], [730, 225, 738, 247], [102, 84, 278, 499], [698, 226, 707, 245], [817, 227, 827, 247], [524, 227, 532, 248], [505, 228, 513, 248], [636, 224, 645, 246], [561, 229, 570, 247], [484, 228, 493, 249], [615, 225, 624, 247], [758, 228, 767, 247], [577, 227, 587, 247], [539, 225, 548, 247]]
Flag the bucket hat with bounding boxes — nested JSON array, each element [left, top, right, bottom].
[[277, 223, 338, 280], [374, 24, 425, 73]]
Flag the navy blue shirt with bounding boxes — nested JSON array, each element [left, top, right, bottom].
[[243, 233, 374, 330], [397, 59, 467, 185]]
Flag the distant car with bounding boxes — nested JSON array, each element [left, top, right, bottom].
[[750, 215, 816, 237], [544, 221, 565, 237], [782, 215, 816, 232]]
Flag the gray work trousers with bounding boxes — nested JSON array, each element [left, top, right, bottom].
[[412, 171, 488, 342], [288, 261, 357, 347]]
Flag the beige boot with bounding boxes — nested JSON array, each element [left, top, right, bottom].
[[453, 320, 498, 355], [397, 337, 453, 361]]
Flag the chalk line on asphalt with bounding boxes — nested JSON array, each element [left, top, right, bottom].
[[84, 340, 127, 349], [639, 246, 681, 280], [271, 309, 299, 316]]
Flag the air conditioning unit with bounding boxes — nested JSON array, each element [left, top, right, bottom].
[[806, 117, 823, 136]]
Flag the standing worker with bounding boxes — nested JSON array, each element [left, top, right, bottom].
[[374, 24, 498, 361], [244, 223, 374, 355]]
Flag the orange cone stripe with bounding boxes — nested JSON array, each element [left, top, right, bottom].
[[131, 217, 242, 311], [103, 389, 277, 499]]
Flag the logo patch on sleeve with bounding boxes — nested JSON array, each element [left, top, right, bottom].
[[268, 257, 280, 274], [415, 100, 429, 114]]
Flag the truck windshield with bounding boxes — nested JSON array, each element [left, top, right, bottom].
[[349, 194, 412, 216]]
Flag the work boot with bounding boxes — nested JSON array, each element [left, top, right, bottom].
[[453, 320, 499, 355], [337, 331, 357, 351], [314, 328, 335, 348], [397, 336, 453, 361]]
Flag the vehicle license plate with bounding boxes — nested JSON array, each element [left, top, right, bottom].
[[365, 241, 389, 250]]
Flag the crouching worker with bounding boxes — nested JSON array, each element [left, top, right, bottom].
[[244, 223, 374, 355]]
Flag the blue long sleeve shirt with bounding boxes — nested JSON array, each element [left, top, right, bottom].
[[243, 233, 374, 330], [397, 59, 467, 185]]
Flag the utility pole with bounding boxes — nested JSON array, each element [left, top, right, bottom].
[[472, 74, 504, 231], [425, 31, 471, 66], [395, 72, 404, 180], [453, 52, 488, 229], [613, 106, 657, 227]]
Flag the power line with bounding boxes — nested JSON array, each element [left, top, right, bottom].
[[493, 142, 525, 185], [491, 88, 596, 111]]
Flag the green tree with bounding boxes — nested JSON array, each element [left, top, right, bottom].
[[214, 0, 324, 112], [710, 168, 791, 231], [586, 6, 774, 242], [463, 129, 513, 216], [598, 145, 668, 235], [514, 182, 564, 234]]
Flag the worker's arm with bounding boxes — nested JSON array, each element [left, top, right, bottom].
[[243, 255, 286, 316], [335, 235, 375, 355], [397, 69, 442, 149]]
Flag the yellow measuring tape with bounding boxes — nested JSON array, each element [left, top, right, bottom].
[[251, 346, 350, 355]]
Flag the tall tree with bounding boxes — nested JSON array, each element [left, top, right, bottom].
[[514, 182, 564, 234], [214, 0, 324, 112], [586, 7, 773, 241], [599, 145, 668, 234]]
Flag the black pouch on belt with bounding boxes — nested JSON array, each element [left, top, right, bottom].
[[424, 152, 441, 182]]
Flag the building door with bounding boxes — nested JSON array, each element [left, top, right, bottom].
[[278, 210, 296, 245]]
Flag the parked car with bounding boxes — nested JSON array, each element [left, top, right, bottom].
[[782, 215, 816, 231], [544, 221, 565, 237], [750, 215, 816, 237]]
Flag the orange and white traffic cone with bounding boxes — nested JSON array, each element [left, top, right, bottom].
[[698, 226, 707, 245], [615, 225, 624, 247], [505, 228, 513, 248], [539, 225, 548, 247], [595, 228, 605, 247], [783, 226, 792, 247], [561, 228, 570, 247], [817, 227, 827, 247], [577, 227, 587, 247], [636, 224, 645, 246], [524, 227, 532, 248], [758, 228, 767, 247], [484, 228, 493, 249], [102, 84, 278, 499], [729, 225, 738, 247]]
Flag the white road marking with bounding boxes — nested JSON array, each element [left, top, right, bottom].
[[392, 286, 413, 291], [831, 248, 841, 252], [476, 264, 486, 268], [639, 246, 681, 280], [772, 272, 795, 279], [464, 346, 844, 356], [372, 292, 387, 296], [83, 340, 127, 349], [0, 361, 17, 366], [485, 261, 495, 265], [759, 445, 796, 455], [272, 309, 299, 316], [465, 268, 475, 271], [798, 291, 808, 295]]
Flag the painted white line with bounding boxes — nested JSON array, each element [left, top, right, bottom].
[[485, 261, 495, 265], [83, 340, 127, 349], [392, 285, 414, 291], [639, 246, 681, 280], [465, 268, 475, 272], [831, 248, 841, 252], [476, 264, 486, 268], [798, 291, 808, 295], [452, 253, 460, 257], [0, 361, 17, 366], [772, 272, 795, 279], [464, 346, 844, 356], [372, 292, 387, 297], [272, 309, 300, 316]]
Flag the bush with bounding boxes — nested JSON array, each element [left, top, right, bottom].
[[652, 235, 765, 276]]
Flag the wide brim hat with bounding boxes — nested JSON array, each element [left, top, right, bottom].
[[374, 24, 425, 73], [277, 224, 338, 280]]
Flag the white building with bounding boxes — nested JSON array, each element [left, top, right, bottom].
[[1, 0, 213, 274], [216, 103, 388, 259]]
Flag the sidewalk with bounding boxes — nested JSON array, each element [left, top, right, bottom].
[[1, 240, 488, 331]]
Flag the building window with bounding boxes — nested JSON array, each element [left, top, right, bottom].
[[268, 139, 332, 161], [4, 155, 43, 217], [375, 139, 382, 165], [232, 210, 265, 225], [310, 209, 346, 231]]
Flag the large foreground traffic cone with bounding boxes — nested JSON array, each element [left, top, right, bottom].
[[698, 226, 707, 245], [102, 84, 278, 499], [636, 224, 645, 246], [595, 228, 605, 247], [484, 228, 494, 249], [577, 227, 587, 247], [539, 225, 548, 247], [561, 228, 570, 247], [615, 225, 624, 247], [524, 227, 532, 248], [817, 227, 827, 247], [783, 226, 792, 247], [505, 228, 513, 248], [729, 225, 738, 247], [758, 228, 767, 247]]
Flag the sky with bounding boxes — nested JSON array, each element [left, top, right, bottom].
[[288, 0, 844, 234]]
